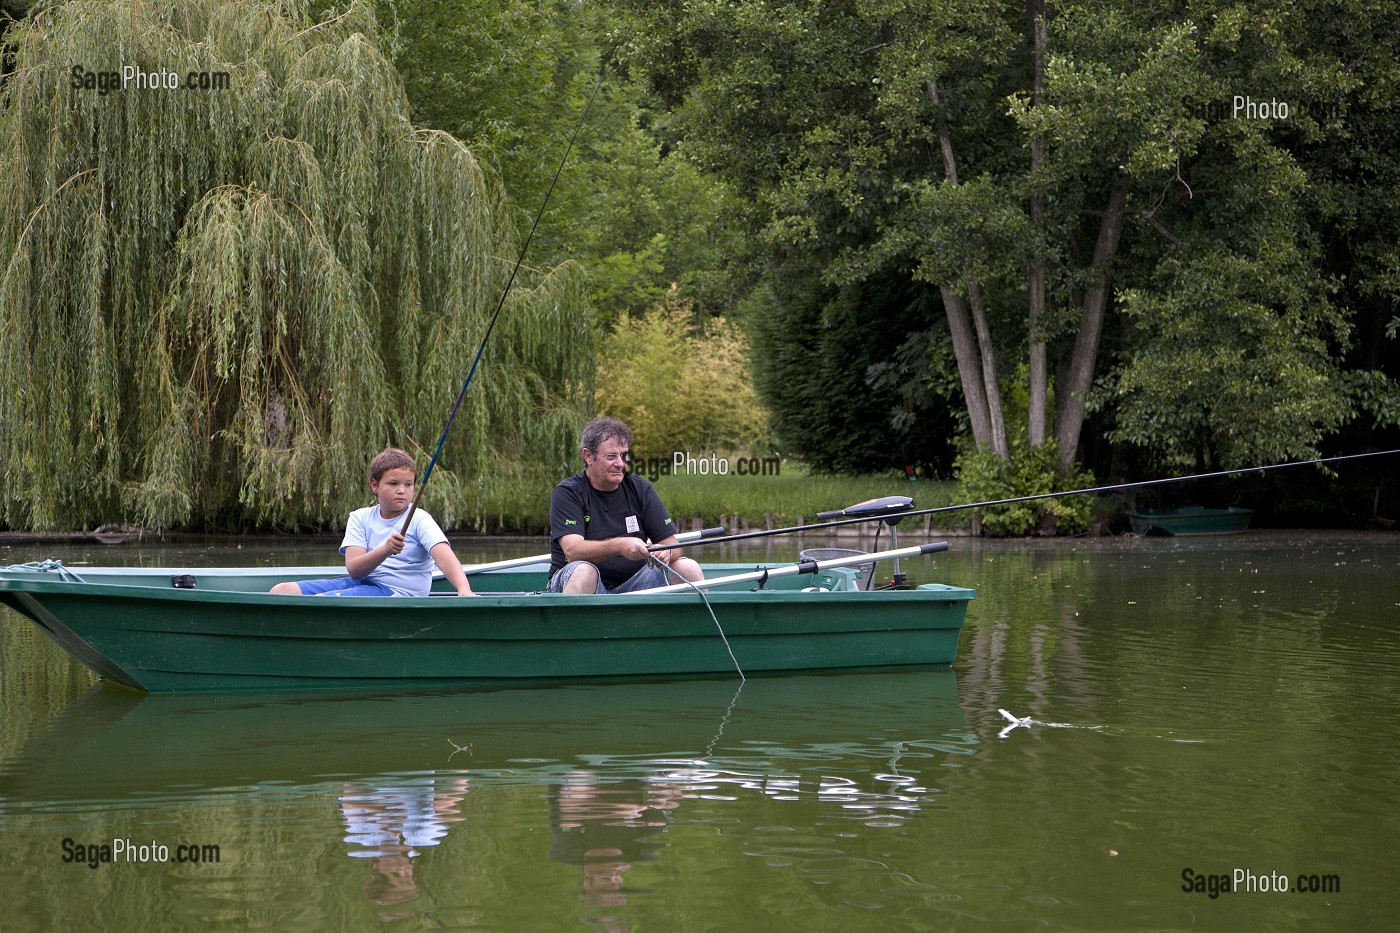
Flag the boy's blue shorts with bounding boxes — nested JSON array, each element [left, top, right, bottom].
[[296, 576, 396, 597]]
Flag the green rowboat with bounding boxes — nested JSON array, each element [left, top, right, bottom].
[[0, 558, 973, 693], [1127, 505, 1254, 536]]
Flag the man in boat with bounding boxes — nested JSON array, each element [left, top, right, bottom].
[[547, 417, 703, 593], [270, 447, 475, 597]]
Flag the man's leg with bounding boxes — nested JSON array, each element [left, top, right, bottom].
[[668, 557, 704, 584], [608, 563, 673, 593], [548, 560, 606, 594]]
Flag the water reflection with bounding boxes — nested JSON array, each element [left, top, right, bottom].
[[549, 770, 678, 928], [341, 776, 470, 915], [0, 669, 971, 928]]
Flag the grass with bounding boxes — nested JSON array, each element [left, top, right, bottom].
[[650, 461, 960, 532]]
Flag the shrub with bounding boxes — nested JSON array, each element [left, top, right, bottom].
[[954, 440, 1093, 535], [595, 289, 772, 457]]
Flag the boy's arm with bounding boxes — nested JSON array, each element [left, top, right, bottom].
[[344, 533, 404, 579], [430, 541, 475, 596]]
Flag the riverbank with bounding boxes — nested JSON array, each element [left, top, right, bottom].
[[0, 468, 967, 540]]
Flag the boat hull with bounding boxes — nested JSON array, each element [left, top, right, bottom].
[[1127, 506, 1254, 536], [0, 563, 973, 693]]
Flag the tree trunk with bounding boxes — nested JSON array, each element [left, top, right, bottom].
[[1056, 177, 1130, 470], [942, 286, 996, 448], [927, 78, 1007, 456], [966, 281, 1008, 456], [1027, 0, 1048, 448]]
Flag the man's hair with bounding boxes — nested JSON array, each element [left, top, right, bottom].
[[580, 417, 632, 457], [369, 447, 416, 483]]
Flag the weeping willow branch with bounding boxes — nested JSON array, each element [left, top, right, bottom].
[[0, 0, 592, 531]]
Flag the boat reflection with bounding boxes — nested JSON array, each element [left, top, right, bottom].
[[1, 670, 972, 925], [0, 669, 971, 808]]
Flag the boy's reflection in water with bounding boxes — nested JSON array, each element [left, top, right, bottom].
[[549, 769, 683, 930], [341, 776, 470, 918]]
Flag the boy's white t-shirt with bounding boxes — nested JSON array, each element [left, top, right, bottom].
[[340, 505, 449, 597]]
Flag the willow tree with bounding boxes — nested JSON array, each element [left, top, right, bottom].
[[0, 0, 592, 531]]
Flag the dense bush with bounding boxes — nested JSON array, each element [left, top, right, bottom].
[[594, 289, 772, 458], [954, 440, 1094, 536]]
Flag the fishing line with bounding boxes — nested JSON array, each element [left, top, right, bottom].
[[650, 554, 746, 682], [400, 69, 607, 533], [702, 679, 747, 762], [652, 448, 1400, 551]]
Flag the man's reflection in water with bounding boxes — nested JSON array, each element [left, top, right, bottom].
[[548, 770, 682, 930], [341, 775, 470, 918]]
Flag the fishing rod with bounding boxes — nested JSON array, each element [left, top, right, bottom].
[[649, 448, 1400, 551], [400, 72, 605, 534]]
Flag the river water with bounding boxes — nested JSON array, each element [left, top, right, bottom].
[[1, 531, 1396, 930]]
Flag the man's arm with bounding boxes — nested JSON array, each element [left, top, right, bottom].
[[558, 533, 650, 564], [647, 535, 685, 565]]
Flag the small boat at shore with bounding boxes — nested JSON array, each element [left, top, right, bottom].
[[1127, 506, 1254, 536], [0, 554, 972, 693]]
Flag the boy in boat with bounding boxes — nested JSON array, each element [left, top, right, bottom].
[[270, 447, 474, 597], [547, 417, 703, 594]]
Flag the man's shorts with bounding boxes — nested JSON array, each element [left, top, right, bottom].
[[547, 561, 674, 594]]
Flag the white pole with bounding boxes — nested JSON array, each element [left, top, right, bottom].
[[622, 542, 950, 595]]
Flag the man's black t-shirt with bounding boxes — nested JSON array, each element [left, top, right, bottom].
[[548, 472, 678, 588]]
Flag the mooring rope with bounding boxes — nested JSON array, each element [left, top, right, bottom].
[[650, 554, 746, 682], [0, 559, 86, 583]]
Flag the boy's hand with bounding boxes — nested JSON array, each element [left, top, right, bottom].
[[383, 531, 406, 555]]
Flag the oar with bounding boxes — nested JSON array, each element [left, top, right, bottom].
[[622, 542, 950, 595], [399, 74, 605, 534], [460, 526, 726, 576], [648, 448, 1400, 551]]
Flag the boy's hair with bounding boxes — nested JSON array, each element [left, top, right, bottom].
[[369, 447, 416, 483]]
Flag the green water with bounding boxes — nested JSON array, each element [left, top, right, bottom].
[[1, 532, 1396, 930]]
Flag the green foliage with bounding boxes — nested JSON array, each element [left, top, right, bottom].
[[749, 267, 961, 474], [0, 0, 591, 531], [377, 0, 753, 322], [613, 0, 1400, 490], [1108, 248, 1351, 469], [954, 440, 1092, 537], [595, 289, 771, 457]]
